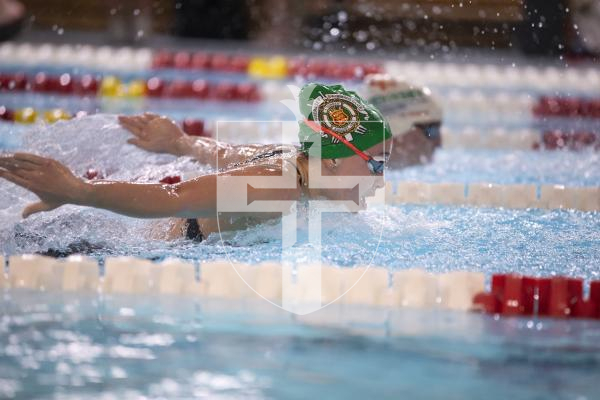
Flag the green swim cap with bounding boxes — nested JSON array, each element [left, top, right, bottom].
[[298, 83, 392, 159]]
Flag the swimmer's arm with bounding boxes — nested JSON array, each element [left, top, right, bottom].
[[173, 136, 286, 168], [79, 178, 219, 218], [0, 153, 299, 219], [81, 163, 300, 218], [119, 114, 280, 168]]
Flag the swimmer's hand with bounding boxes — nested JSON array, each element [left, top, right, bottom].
[[0, 153, 86, 218], [119, 113, 185, 155]]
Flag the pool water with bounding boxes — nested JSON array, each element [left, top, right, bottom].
[[1, 291, 599, 400], [1, 115, 598, 277], [1, 49, 600, 400], [387, 148, 600, 187]]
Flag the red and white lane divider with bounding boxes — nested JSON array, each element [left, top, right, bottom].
[[0, 42, 383, 80], [474, 274, 600, 319], [2, 255, 599, 322], [152, 49, 383, 80], [0, 43, 153, 72], [1, 41, 598, 94], [0, 72, 261, 102]]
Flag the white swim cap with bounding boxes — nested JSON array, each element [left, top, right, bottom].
[[361, 74, 443, 137]]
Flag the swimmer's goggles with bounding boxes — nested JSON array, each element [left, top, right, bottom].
[[304, 119, 389, 175]]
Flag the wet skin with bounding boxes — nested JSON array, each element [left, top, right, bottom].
[[0, 113, 391, 240]]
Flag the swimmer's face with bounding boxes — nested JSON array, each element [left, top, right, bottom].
[[318, 138, 392, 202]]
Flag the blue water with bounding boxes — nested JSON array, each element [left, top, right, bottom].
[[2, 62, 600, 400], [2, 202, 600, 278], [388, 148, 600, 187], [1, 291, 599, 400]]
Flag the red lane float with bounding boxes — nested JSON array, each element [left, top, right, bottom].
[[164, 79, 195, 98], [143, 77, 260, 102], [539, 130, 598, 150], [473, 274, 600, 320], [0, 73, 28, 90], [152, 50, 174, 69], [191, 52, 210, 69], [210, 53, 230, 71], [212, 82, 237, 101], [236, 82, 260, 102], [32, 72, 50, 92], [154, 50, 248, 73], [288, 58, 381, 80], [191, 79, 209, 99], [0, 105, 15, 121], [173, 51, 192, 69], [58, 73, 74, 94], [534, 96, 600, 118], [171, 51, 246, 72], [74, 75, 98, 96], [146, 77, 165, 97], [229, 55, 250, 73]]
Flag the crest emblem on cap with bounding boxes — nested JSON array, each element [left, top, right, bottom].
[[329, 108, 349, 126], [312, 93, 368, 143]]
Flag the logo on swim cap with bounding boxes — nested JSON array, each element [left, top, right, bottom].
[[312, 93, 369, 144], [298, 83, 392, 159]]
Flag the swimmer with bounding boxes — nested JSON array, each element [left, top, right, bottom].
[[361, 74, 443, 169], [0, 83, 392, 243]]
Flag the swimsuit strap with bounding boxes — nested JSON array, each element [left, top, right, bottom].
[[186, 218, 204, 242]]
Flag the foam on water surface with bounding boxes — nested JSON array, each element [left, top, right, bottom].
[[0, 291, 599, 400], [0, 116, 599, 278], [1, 49, 600, 400]]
